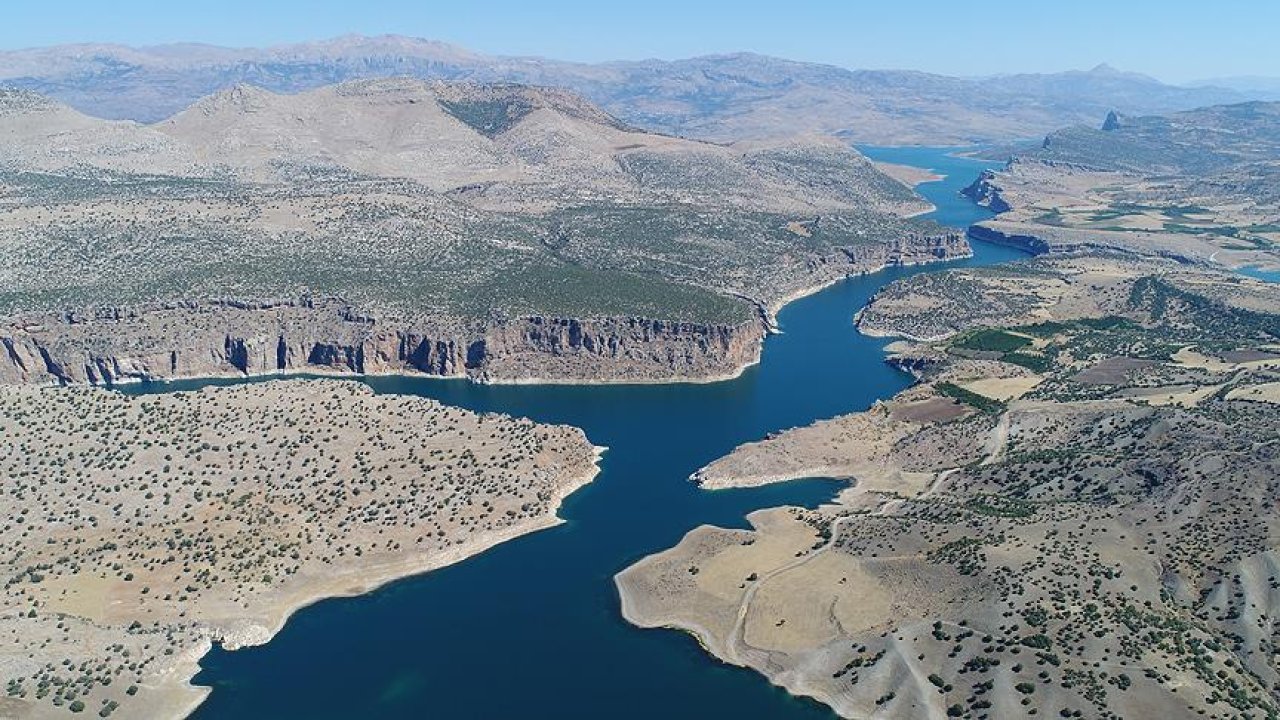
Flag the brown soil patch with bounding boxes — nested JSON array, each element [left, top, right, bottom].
[[1073, 356, 1156, 385]]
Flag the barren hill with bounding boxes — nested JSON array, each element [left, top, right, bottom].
[[0, 81, 959, 386], [0, 88, 200, 176]]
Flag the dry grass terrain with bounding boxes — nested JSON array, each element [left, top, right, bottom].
[[966, 102, 1280, 273], [619, 254, 1280, 720], [0, 379, 600, 719]]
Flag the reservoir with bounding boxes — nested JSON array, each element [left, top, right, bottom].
[[126, 147, 1025, 719]]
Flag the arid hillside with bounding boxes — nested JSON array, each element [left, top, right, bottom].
[[620, 254, 1280, 719], [0, 81, 960, 385]]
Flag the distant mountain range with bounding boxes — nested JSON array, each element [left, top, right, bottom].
[[0, 34, 1269, 144], [1190, 76, 1280, 95]]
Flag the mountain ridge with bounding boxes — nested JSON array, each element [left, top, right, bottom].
[[0, 33, 1265, 143]]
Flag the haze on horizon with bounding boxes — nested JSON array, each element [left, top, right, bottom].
[[4, 0, 1277, 85]]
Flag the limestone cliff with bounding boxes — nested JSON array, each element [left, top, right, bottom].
[[766, 231, 970, 316], [965, 223, 1050, 254], [0, 299, 765, 386], [960, 170, 1011, 213]]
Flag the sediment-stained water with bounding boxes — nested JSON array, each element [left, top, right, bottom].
[[124, 147, 1024, 719]]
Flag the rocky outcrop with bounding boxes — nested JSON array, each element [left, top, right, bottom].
[[966, 223, 1050, 254], [0, 299, 764, 386], [802, 231, 970, 288], [960, 170, 1011, 213], [884, 348, 948, 377], [969, 221, 1220, 266], [876, 230, 967, 262], [477, 315, 762, 383]]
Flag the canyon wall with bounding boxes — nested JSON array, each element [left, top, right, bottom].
[[771, 231, 972, 312], [961, 169, 1012, 213], [0, 299, 765, 386], [965, 223, 1051, 254], [0, 232, 970, 387]]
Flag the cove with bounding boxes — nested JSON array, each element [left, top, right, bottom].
[[122, 147, 1027, 719]]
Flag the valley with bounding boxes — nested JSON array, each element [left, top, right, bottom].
[[1, 25, 1278, 719]]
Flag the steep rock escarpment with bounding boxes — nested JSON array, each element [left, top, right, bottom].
[[0, 299, 765, 386], [969, 221, 1214, 266], [478, 316, 762, 383], [960, 170, 1011, 213], [772, 231, 971, 312], [965, 223, 1051, 254], [848, 231, 971, 270]]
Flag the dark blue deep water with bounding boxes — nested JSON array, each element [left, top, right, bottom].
[[125, 148, 1024, 719]]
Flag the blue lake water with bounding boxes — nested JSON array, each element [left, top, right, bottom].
[[1238, 266, 1280, 283], [124, 147, 1024, 719]]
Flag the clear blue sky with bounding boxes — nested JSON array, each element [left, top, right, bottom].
[[4, 0, 1276, 83]]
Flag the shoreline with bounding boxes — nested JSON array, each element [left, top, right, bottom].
[[762, 249, 975, 326], [161, 444, 607, 719], [613, 510, 860, 718], [691, 464, 854, 490], [614, 579, 847, 718], [100, 360, 763, 393]]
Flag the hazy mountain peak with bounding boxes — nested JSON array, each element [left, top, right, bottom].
[[186, 83, 275, 114], [0, 35, 1271, 143], [329, 75, 436, 98], [268, 33, 481, 62]]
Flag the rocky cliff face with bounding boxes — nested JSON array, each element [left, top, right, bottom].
[[965, 223, 1050, 254], [783, 230, 971, 304], [477, 315, 762, 383], [0, 299, 764, 386], [960, 170, 1012, 213], [882, 231, 970, 265]]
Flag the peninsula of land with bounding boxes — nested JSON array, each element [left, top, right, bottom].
[[0, 379, 600, 718], [619, 252, 1280, 719]]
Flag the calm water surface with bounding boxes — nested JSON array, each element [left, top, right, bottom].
[[1238, 266, 1280, 283], [125, 147, 1024, 719]]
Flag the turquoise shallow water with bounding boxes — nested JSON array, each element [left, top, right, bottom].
[[1238, 266, 1280, 283], [123, 148, 1024, 719]]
